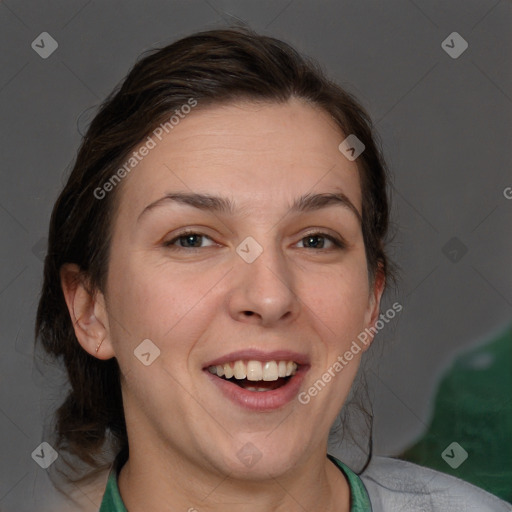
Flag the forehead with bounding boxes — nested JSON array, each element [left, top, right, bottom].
[[115, 98, 362, 220]]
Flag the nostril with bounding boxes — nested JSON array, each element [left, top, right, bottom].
[[243, 311, 255, 316]]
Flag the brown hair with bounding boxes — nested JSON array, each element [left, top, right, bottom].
[[36, 25, 395, 483]]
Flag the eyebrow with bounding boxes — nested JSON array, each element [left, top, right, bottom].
[[137, 191, 361, 224]]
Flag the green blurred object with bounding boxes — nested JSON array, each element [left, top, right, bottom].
[[401, 325, 512, 502]]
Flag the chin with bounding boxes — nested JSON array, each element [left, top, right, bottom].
[[213, 435, 307, 480]]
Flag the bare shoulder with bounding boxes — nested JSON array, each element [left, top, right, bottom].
[[361, 456, 512, 512]]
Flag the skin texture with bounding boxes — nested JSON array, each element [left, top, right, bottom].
[[61, 98, 385, 512]]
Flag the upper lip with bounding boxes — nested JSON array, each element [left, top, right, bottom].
[[203, 349, 310, 369]]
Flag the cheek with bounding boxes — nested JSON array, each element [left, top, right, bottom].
[[106, 256, 223, 353], [300, 256, 370, 341]]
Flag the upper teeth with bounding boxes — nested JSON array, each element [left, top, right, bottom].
[[208, 360, 297, 381]]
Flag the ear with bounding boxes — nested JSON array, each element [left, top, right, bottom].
[[60, 263, 115, 360], [361, 264, 386, 351]]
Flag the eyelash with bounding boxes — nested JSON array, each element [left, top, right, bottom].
[[163, 229, 346, 251]]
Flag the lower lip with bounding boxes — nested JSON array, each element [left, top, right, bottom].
[[204, 367, 309, 411]]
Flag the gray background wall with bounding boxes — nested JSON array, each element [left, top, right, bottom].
[[0, 1, 511, 510]]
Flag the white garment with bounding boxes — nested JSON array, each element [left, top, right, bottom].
[[361, 457, 511, 512]]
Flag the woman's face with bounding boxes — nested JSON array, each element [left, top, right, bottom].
[[100, 98, 384, 478]]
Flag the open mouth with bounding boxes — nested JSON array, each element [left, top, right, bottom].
[[207, 360, 298, 392]]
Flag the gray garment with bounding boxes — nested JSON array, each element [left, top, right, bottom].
[[361, 457, 512, 512]]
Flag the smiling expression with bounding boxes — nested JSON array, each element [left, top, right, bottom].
[[95, 97, 384, 479]]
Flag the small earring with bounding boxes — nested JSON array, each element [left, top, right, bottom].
[[95, 338, 105, 353]]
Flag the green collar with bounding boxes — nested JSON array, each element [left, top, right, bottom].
[[327, 454, 372, 512], [100, 455, 371, 511], [99, 467, 126, 512]]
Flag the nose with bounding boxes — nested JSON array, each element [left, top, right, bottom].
[[227, 241, 300, 327]]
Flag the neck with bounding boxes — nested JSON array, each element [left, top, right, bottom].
[[117, 442, 350, 512]]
